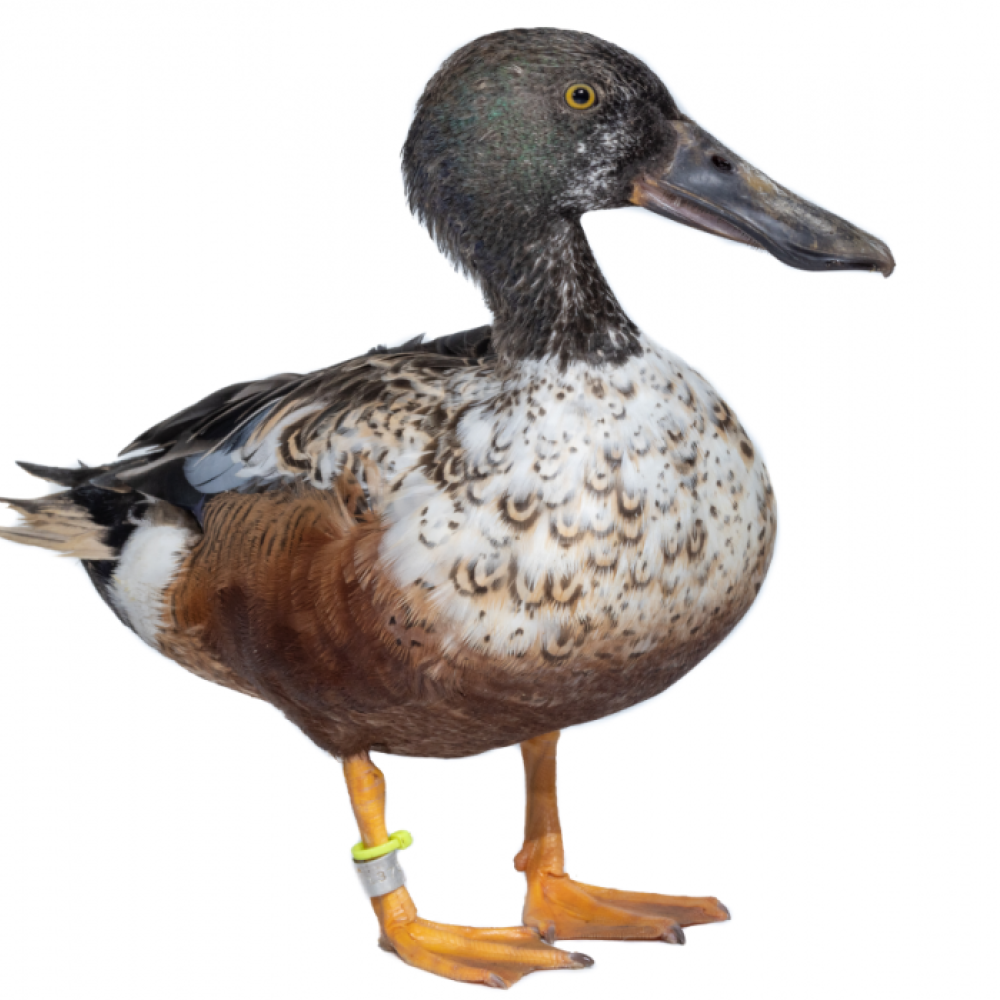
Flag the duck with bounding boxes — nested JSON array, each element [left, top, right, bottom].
[[0, 27, 893, 989]]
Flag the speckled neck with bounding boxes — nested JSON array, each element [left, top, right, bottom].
[[481, 218, 642, 369]]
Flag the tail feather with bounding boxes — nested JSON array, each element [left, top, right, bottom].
[[0, 493, 115, 560], [16, 460, 104, 488]]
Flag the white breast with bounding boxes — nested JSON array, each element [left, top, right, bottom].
[[379, 338, 774, 660]]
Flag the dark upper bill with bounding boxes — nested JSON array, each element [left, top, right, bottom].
[[631, 120, 895, 277]]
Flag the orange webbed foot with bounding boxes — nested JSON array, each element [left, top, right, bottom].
[[518, 863, 729, 944], [515, 732, 729, 946], [375, 892, 593, 988]]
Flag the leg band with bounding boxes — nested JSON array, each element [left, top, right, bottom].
[[354, 850, 406, 897]]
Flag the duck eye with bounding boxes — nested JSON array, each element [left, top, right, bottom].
[[565, 84, 597, 110]]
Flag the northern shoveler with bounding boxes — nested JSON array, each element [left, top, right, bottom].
[[0, 28, 892, 988]]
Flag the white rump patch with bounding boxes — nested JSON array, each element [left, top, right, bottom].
[[110, 520, 194, 647]]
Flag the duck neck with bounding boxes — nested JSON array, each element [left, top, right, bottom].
[[477, 217, 642, 368]]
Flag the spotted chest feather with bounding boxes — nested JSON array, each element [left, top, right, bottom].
[[378, 342, 775, 670]]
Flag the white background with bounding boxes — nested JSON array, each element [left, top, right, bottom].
[[0, 2, 996, 998]]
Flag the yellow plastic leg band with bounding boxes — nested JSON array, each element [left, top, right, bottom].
[[351, 829, 413, 862]]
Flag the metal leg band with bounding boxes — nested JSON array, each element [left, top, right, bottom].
[[354, 850, 406, 898]]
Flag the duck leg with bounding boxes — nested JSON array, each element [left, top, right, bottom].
[[514, 731, 730, 944], [343, 751, 593, 987]]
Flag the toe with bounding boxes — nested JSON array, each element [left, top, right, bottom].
[[661, 923, 686, 945]]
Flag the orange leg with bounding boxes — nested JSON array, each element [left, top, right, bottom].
[[513, 731, 730, 944], [343, 751, 593, 988]]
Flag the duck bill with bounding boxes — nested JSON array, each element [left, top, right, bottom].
[[631, 120, 894, 276]]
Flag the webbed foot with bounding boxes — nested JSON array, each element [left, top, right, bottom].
[[375, 897, 593, 988], [516, 731, 730, 945], [517, 864, 729, 943]]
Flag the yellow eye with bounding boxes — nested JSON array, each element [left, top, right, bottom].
[[565, 84, 597, 110]]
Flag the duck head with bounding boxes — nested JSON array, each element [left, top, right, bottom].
[[403, 28, 894, 366]]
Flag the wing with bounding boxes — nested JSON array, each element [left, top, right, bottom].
[[102, 325, 495, 514]]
